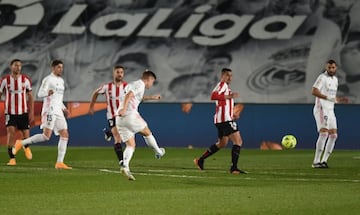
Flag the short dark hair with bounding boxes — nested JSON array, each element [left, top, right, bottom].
[[142, 70, 156, 80], [113, 65, 125, 71], [51, 59, 63, 67], [221, 68, 232, 73], [10, 59, 21, 65], [327, 59, 337, 65]]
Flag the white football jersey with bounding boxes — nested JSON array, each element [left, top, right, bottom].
[[38, 73, 66, 115], [313, 71, 338, 110], [117, 79, 145, 115]]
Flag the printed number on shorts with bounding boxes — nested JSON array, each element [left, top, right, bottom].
[[109, 119, 114, 127], [229, 121, 237, 130], [5, 114, 10, 125], [324, 115, 328, 126], [47, 114, 53, 123]]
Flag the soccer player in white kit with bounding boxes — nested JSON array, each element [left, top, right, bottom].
[[311, 59, 340, 168], [116, 70, 165, 180], [13, 60, 72, 169]]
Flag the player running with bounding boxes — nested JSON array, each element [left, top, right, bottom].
[[13, 60, 72, 169], [0, 59, 34, 165], [194, 68, 246, 174], [89, 65, 127, 167]]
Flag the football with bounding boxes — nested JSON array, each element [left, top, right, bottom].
[[281, 134, 297, 149]]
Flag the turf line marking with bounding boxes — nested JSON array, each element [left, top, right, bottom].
[[99, 169, 120, 174], [99, 169, 359, 183], [257, 171, 340, 176], [99, 168, 207, 179]]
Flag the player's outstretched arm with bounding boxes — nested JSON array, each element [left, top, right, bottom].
[[88, 89, 100, 115], [336, 96, 350, 104], [143, 94, 161, 100]]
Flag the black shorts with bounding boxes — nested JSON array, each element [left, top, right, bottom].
[[215, 121, 238, 138], [107, 117, 116, 128], [5, 113, 30, 130]]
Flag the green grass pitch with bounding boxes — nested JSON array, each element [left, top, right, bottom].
[[0, 146, 359, 215]]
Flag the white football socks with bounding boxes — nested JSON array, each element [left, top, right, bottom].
[[57, 137, 68, 163], [321, 133, 337, 163], [22, 134, 49, 145], [143, 134, 163, 155], [123, 146, 135, 169], [313, 132, 328, 163]]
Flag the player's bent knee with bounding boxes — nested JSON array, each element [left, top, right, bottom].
[[42, 134, 51, 141]]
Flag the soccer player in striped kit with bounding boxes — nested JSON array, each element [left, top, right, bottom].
[[89, 65, 127, 167], [13, 60, 72, 169], [194, 68, 246, 174], [311, 59, 341, 168], [0, 59, 34, 165]]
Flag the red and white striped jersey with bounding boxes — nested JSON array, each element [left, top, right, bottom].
[[0, 74, 32, 115], [97, 81, 127, 119], [211, 81, 234, 124]]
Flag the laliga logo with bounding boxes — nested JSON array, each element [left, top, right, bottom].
[[0, 2, 307, 46], [0, 0, 44, 44]]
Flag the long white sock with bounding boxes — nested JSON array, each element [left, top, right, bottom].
[[123, 146, 135, 169], [22, 134, 49, 145], [313, 132, 328, 163], [57, 137, 68, 163], [143, 134, 163, 154], [321, 133, 337, 163]]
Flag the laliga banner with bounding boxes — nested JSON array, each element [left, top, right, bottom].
[[1, 0, 360, 103]]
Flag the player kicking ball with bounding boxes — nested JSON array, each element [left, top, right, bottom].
[[116, 70, 165, 180]]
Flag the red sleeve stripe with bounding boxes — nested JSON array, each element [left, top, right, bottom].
[[6, 76, 11, 114], [21, 75, 27, 114]]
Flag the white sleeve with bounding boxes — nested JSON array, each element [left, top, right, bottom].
[[126, 82, 138, 94], [37, 77, 49, 98], [312, 74, 324, 90], [0, 79, 6, 93], [97, 84, 106, 94]]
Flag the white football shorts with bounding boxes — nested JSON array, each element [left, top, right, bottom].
[[116, 112, 147, 142], [40, 112, 68, 136], [313, 107, 337, 131]]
